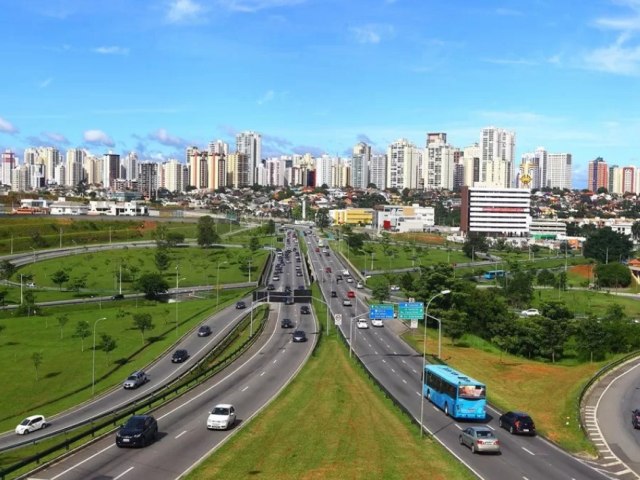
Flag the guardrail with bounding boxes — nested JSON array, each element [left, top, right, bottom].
[[0, 306, 269, 480]]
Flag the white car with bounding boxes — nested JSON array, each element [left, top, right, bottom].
[[207, 404, 236, 430], [342, 299, 352, 306], [521, 308, 540, 317], [389, 285, 400, 292], [356, 282, 363, 289], [15, 415, 47, 435], [371, 318, 384, 327], [346, 277, 354, 283], [356, 319, 369, 329]]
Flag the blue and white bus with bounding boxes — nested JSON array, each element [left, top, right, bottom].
[[483, 270, 505, 280], [423, 365, 486, 420]]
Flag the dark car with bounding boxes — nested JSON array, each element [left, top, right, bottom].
[[331, 290, 338, 298], [632, 409, 640, 429], [267, 284, 275, 291], [116, 415, 158, 448], [171, 349, 189, 363], [285, 297, 295, 305], [235, 301, 246, 309], [281, 318, 294, 329], [292, 330, 307, 342], [111, 294, 125, 300], [499, 411, 536, 435], [197, 325, 212, 337], [300, 305, 310, 314], [284, 286, 292, 294]]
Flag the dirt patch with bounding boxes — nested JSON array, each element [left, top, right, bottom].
[[570, 264, 592, 279], [138, 220, 158, 232], [395, 232, 445, 245]]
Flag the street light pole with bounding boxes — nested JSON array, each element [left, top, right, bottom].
[[420, 289, 450, 438], [217, 261, 228, 307], [59, 228, 63, 248], [92, 317, 107, 396], [30, 247, 36, 264], [20, 274, 24, 304]]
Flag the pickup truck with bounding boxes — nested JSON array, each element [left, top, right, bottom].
[[123, 370, 149, 389]]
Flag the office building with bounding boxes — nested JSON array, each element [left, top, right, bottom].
[[460, 186, 531, 237]]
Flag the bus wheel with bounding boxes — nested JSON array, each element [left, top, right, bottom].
[[426, 391, 431, 402], [444, 403, 449, 416]]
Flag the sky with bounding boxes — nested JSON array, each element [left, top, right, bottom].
[[1, 0, 640, 188]]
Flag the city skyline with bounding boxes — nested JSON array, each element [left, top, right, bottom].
[[1, 0, 639, 188]]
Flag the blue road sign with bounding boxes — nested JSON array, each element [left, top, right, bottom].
[[398, 302, 424, 320], [369, 304, 394, 320]]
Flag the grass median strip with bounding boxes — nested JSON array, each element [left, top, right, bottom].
[[187, 289, 475, 480]]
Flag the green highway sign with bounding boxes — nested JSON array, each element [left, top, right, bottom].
[[398, 301, 424, 320]]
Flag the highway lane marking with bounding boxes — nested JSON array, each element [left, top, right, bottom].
[[402, 379, 407, 384], [260, 371, 266, 376], [273, 359, 278, 363], [613, 468, 632, 475], [401, 360, 407, 364], [412, 369, 417, 374], [454, 424, 462, 430], [374, 351, 378, 354], [391, 368, 396, 373], [521, 447, 535, 456], [382, 359, 386, 363], [416, 391, 421, 396], [175, 430, 188, 439], [113, 467, 134, 480], [49, 444, 115, 479], [485, 425, 495, 430], [241, 386, 249, 392]]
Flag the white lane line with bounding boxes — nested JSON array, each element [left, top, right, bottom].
[[175, 430, 188, 439], [113, 467, 134, 480], [432, 406, 439, 411], [374, 351, 378, 355], [50, 444, 115, 479], [613, 468, 632, 475], [391, 368, 396, 373], [402, 379, 407, 384], [260, 371, 266, 376], [273, 359, 278, 364], [411, 369, 417, 374], [521, 447, 535, 456], [485, 425, 495, 430], [454, 424, 462, 430], [382, 359, 386, 363], [401, 360, 407, 364]]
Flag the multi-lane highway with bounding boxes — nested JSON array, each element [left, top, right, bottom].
[[26, 230, 318, 480], [303, 230, 611, 480]]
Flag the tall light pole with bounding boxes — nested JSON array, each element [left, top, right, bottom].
[[59, 228, 63, 248], [20, 274, 24, 304], [420, 289, 450, 438], [217, 261, 228, 307], [30, 247, 36, 264], [92, 317, 107, 396], [10, 234, 13, 255], [248, 258, 252, 283]]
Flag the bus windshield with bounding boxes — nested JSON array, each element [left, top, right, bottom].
[[458, 384, 486, 399]]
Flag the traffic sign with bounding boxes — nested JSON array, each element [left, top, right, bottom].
[[399, 301, 424, 320], [334, 314, 342, 326], [410, 319, 419, 329], [369, 304, 394, 320]]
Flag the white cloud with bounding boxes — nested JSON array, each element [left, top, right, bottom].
[[166, 0, 204, 23], [43, 132, 69, 144], [148, 128, 188, 147], [218, 0, 306, 13], [93, 46, 130, 55], [84, 129, 115, 147], [0, 116, 18, 134], [584, 34, 640, 75], [350, 24, 394, 44], [38, 77, 53, 88], [257, 90, 275, 105]]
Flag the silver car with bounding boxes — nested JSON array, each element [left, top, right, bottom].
[[123, 370, 149, 389], [459, 426, 501, 454]]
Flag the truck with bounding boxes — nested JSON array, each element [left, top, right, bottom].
[[318, 239, 325, 248]]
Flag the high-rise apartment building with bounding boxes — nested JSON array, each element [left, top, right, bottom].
[[236, 131, 261, 186], [227, 152, 250, 188], [480, 127, 515, 187], [369, 154, 386, 190], [386, 139, 422, 190], [65, 149, 85, 187], [546, 153, 572, 190], [315, 155, 334, 188], [102, 153, 120, 189], [163, 159, 184, 193], [137, 162, 158, 198], [1, 150, 16, 186], [425, 133, 455, 190], [351, 142, 371, 189], [122, 152, 138, 181], [461, 143, 481, 187], [588, 157, 608, 192]]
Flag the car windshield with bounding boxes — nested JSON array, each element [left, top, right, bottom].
[[212, 407, 230, 415], [20, 418, 31, 426], [124, 417, 145, 429], [127, 375, 138, 381]]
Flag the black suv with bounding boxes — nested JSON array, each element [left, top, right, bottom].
[[632, 409, 640, 429], [171, 349, 189, 363], [235, 301, 246, 309], [111, 294, 125, 300], [331, 291, 338, 298], [116, 415, 158, 447], [499, 411, 536, 436], [281, 318, 294, 329], [300, 305, 311, 314], [197, 325, 212, 337]]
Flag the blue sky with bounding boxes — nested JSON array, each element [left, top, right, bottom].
[[1, 0, 639, 187]]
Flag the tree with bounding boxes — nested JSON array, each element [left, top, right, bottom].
[[166, 231, 185, 247], [31, 352, 43, 381], [136, 272, 170, 300], [0, 289, 6, 306], [51, 270, 70, 290], [575, 316, 608, 361], [462, 234, 489, 259], [155, 247, 171, 272], [595, 262, 632, 288], [345, 233, 366, 251], [101, 334, 117, 363], [536, 269, 556, 286], [632, 220, 640, 241], [133, 313, 155, 343], [57, 314, 69, 339], [153, 224, 169, 247], [74, 320, 91, 352], [503, 268, 533, 308], [68, 275, 88, 292], [315, 208, 331, 230], [535, 302, 574, 362], [371, 282, 390, 302], [442, 310, 468, 345], [0, 260, 16, 280], [248, 236, 261, 252], [263, 220, 276, 236], [583, 227, 633, 264], [197, 215, 220, 247]]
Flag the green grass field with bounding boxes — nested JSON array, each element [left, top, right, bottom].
[[0, 289, 250, 432], [5, 247, 268, 303], [187, 284, 475, 480]]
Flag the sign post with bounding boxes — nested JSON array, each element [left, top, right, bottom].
[[334, 313, 342, 326]]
